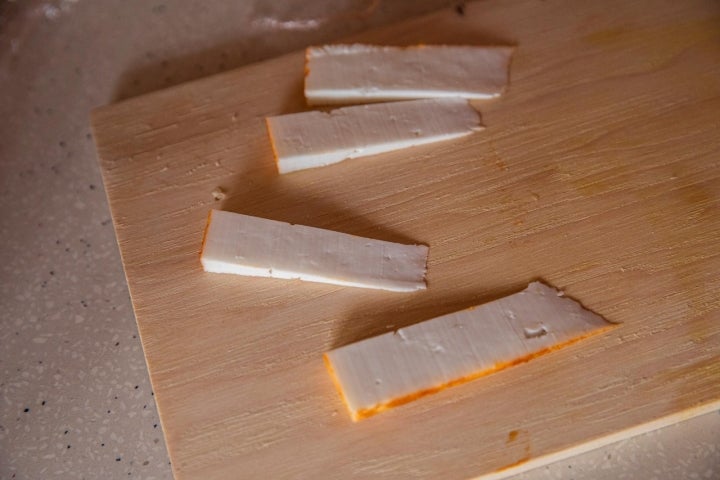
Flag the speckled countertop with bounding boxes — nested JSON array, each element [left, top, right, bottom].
[[0, 1, 718, 479]]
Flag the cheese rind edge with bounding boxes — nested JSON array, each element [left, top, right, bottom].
[[324, 282, 615, 421]]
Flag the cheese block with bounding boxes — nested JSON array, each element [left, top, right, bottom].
[[324, 282, 615, 421], [304, 44, 514, 105], [200, 210, 428, 292], [265, 98, 482, 173]]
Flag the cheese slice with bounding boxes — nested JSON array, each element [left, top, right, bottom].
[[324, 282, 614, 421], [265, 98, 482, 174], [200, 210, 428, 292], [305, 44, 514, 105]]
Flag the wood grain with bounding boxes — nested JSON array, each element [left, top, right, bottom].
[[90, 0, 720, 478]]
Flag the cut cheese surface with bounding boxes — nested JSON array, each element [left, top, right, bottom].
[[305, 44, 514, 105], [200, 210, 428, 292], [324, 282, 615, 421], [265, 98, 482, 174]]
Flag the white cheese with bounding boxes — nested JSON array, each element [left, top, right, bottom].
[[324, 282, 614, 421], [305, 44, 514, 105], [265, 98, 482, 174], [200, 210, 428, 292]]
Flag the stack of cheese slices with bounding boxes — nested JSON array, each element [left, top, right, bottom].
[[200, 44, 615, 421], [269, 44, 514, 174]]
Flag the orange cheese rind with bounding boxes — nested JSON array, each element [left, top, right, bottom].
[[199, 209, 214, 259], [264, 117, 281, 170], [324, 282, 616, 422], [343, 325, 616, 421], [323, 354, 358, 420]]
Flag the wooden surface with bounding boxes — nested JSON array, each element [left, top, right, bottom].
[[90, 0, 720, 478]]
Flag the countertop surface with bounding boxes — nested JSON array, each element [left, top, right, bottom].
[[0, 1, 718, 479]]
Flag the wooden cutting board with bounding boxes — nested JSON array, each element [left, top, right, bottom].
[[91, 0, 720, 478]]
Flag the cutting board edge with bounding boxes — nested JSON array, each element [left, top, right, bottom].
[[480, 397, 720, 480]]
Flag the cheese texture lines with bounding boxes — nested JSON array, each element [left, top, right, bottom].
[[305, 44, 514, 105], [265, 98, 482, 173], [201, 210, 429, 292], [324, 282, 614, 421]]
